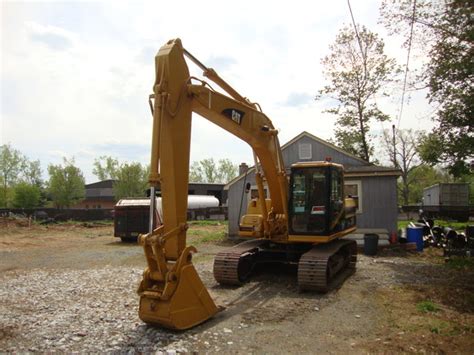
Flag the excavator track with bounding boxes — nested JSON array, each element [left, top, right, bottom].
[[213, 239, 267, 285], [297, 239, 357, 292]]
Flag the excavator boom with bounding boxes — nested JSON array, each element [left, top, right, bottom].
[[138, 39, 219, 329], [138, 38, 289, 329]]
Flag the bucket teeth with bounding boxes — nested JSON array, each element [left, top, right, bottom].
[[139, 263, 219, 330]]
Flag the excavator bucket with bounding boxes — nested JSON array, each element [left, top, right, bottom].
[[138, 262, 219, 330]]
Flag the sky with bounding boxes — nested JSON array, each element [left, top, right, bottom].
[[1, 0, 434, 183]]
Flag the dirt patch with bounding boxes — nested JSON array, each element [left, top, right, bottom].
[[1, 222, 473, 353], [0, 222, 143, 271]]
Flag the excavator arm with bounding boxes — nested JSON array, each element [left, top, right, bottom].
[[138, 39, 288, 329]]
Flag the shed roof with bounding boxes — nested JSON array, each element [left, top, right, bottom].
[[281, 131, 369, 165], [225, 131, 400, 189], [345, 165, 401, 177]]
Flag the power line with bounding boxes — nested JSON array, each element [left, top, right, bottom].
[[397, 0, 417, 129], [347, 0, 367, 78]]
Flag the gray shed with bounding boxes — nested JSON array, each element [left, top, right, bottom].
[[225, 131, 401, 238]]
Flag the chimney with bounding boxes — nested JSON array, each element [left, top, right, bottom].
[[239, 162, 249, 175]]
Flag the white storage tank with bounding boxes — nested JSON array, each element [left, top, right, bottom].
[[187, 195, 220, 209], [116, 195, 219, 211]]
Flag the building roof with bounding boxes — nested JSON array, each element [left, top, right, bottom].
[[189, 182, 226, 187], [344, 165, 401, 177], [83, 196, 115, 201], [85, 179, 116, 189], [281, 131, 369, 165], [225, 131, 400, 189]]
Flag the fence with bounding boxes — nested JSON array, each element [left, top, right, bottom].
[[0, 208, 114, 221], [400, 205, 474, 221], [1, 206, 228, 222], [187, 207, 228, 220]]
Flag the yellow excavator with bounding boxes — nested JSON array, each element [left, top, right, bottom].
[[138, 39, 357, 330]]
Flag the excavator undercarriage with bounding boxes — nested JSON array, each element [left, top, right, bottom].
[[214, 239, 357, 292]]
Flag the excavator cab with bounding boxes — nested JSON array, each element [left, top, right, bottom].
[[289, 162, 353, 237]]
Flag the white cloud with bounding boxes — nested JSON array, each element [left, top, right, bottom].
[[25, 21, 75, 50], [283, 92, 314, 108], [47, 150, 69, 159], [1, 0, 435, 183]]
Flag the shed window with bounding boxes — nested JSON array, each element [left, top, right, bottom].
[[298, 143, 312, 160], [345, 180, 362, 214], [248, 185, 269, 205]]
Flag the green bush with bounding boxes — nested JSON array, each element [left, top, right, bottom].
[[13, 182, 41, 209], [416, 300, 440, 313]]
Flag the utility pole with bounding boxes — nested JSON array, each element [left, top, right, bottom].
[[392, 124, 397, 168]]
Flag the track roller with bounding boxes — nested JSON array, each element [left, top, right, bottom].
[[297, 239, 357, 292]]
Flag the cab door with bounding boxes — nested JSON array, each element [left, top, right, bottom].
[[289, 166, 330, 235], [329, 166, 344, 231]]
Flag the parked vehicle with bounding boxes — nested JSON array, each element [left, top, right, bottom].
[[421, 183, 470, 222], [114, 198, 162, 242], [114, 195, 219, 242]]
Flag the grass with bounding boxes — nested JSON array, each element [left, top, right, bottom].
[[445, 256, 474, 270], [433, 220, 471, 230], [188, 229, 226, 243], [416, 300, 440, 313], [33, 219, 114, 226], [188, 220, 227, 226], [427, 320, 473, 336], [429, 320, 449, 334], [398, 219, 470, 232]]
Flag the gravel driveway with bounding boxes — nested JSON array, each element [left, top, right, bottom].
[[1, 222, 473, 353]]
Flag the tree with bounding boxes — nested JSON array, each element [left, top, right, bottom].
[[317, 25, 399, 162], [92, 156, 149, 200], [217, 159, 238, 183], [189, 161, 205, 183], [381, 128, 423, 205], [113, 162, 148, 200], [92, 156, 119, 180], [457, 170, 474, 205], [47, 158, 85, 208], [23, 160, 43, 186], [13, 182, 41, 209], [0, 144, 25, 206], [23, 160, 46, 207], [189, 158, 237, 183], [0, 144, 45, 207], [424, 0, 473, 176], [405, 164, 453, 204], [380, 0, 473, 176]]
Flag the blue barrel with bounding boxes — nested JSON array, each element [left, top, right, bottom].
[[407, 226, 424, 251]]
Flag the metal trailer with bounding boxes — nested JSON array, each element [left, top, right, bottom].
[[114, 196, 219, 242], [422, 183, 470, 222]]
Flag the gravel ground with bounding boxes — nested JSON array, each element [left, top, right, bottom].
[[0, 262, 378, 353], [1, 222, 473, 353]]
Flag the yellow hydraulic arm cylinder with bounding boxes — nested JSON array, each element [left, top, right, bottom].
[[138, 38, 288, 330]]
